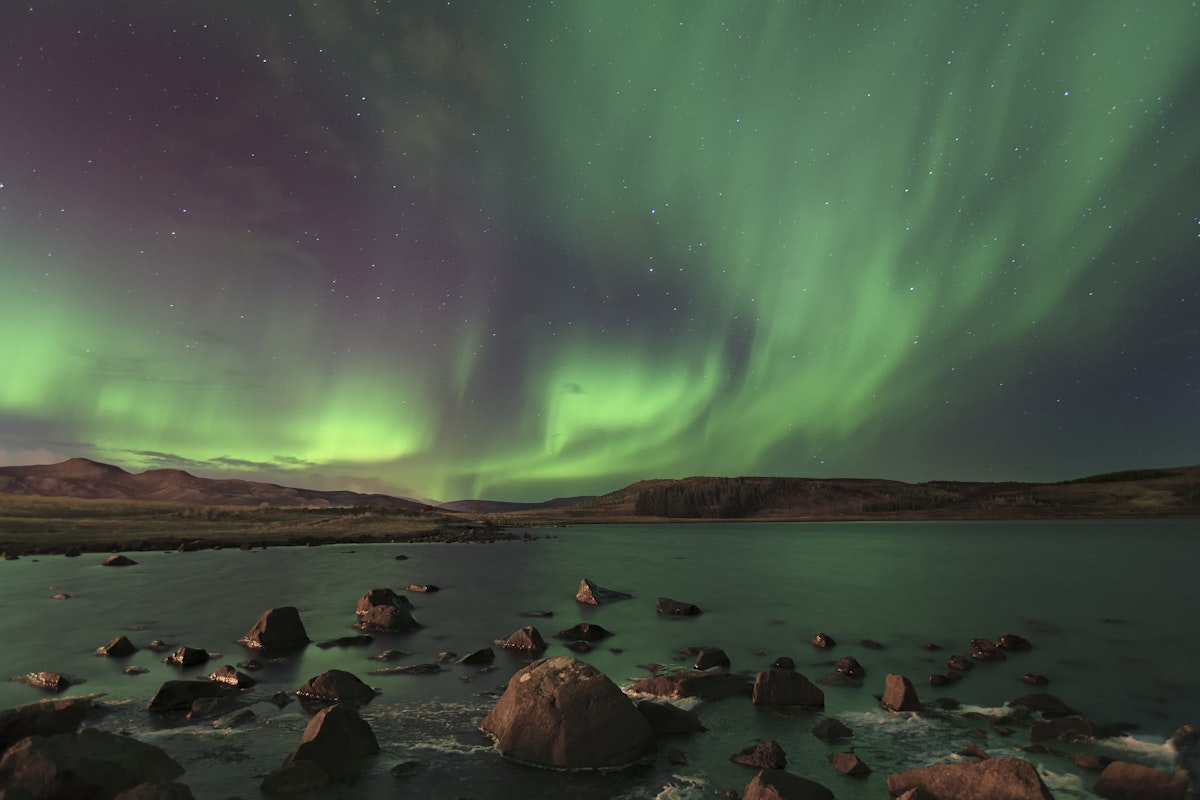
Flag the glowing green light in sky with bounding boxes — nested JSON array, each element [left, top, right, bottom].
[[0, 2, 1197, 501]]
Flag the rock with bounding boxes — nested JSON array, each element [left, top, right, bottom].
[[101, 554, 138, 567], [929, 673, 959, 687], [355, 588, 412, 615], [0, 696, 94, 755], [96, 635, 138, 657], [630, 670, 754, 700], [368, 663, 442, 676], [354, 604, 421, 633], [208, 664, 256, 688], [296, 669, 377, 705], [996, 633, 1033, 651], [811, 718, 853, 741], [112, 781, 197, 800], [834, 656, 865, 679], [14, 672, 71, 692], [694, 647, 730, 670], [970, 638, 1006, 661], [554, 623, 614, 641], [881, 673, 921, 712], [772, 656, 795, 670], [667, 747, 688, 765], [283, 703, 379, 778], [456, 648, 495, 666], [1020, 673, 1050, 686], [731, 739, 787, 769], [1075, 754, 1115, 772], [1093, 762, 1191, 800], [124, 666, 149, 675], [212, 708, 256, 729], [147, 679, 234, 712], [1010, 692, 1078, 718], [743, 768, 835, 800], [959, 744, 990, 759], [946, 654, 974, 671], [493, 626, 547, 654], [0, 728, 183, 798], [887, 756, 1054, 800], [751, 668, 824, 707], [1029, 715, 1117, 742], [656, 597, 702, 616], [575, 578, 632, 605], [479, 656, 655, 769], [896, 789, 939, 800], [261, 759, 329, 794], [636, 700, 706, 735], [860, 639, 886, 650], [405, 584, 438, 593], [810, 632, 836, 649], [238, 607, 310, 651], [829, 751, 871, 775], [315, 635, 373, 649], [163, 646, 209, 667]]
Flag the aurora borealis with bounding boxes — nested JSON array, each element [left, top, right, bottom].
[[1, 3, 1197, 503]]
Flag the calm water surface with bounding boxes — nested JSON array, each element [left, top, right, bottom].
[[0, 520, 1196, 799]]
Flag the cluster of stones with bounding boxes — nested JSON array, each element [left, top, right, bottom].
[[1, 562, 1194, 799]]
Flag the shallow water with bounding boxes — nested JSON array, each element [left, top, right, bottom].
[[0, 520, 1196, 799]]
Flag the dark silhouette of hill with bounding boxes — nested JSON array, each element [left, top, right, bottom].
[[0, 458, 433, 511], [438, 496, 596, 513]]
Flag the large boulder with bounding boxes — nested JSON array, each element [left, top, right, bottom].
[[881, 673, 921, 712], [630, 670, 753, 700], [1093, 760, 1188, 800], [283, 703, 379, 779], [0, 697, 94, 755], [0, 728, 183, 798], [353, 604, 420, 634], [296, 670, 376, 705], [743, 768, 835, 800], [887, 756, 1055, 800], [479, 656, 654, 769], [575, 578, 632, 605], [751, 668, 824, 707], [238, 607, 310, 652]]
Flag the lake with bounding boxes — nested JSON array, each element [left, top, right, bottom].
[[0, 520, 1196, 799]]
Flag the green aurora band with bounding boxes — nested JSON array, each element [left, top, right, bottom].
[[1, 2, 1197, 501]]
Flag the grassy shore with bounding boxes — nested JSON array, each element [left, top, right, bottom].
[[0, 494, 502, 553]]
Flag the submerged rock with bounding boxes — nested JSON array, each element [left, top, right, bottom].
[[575, 578, 632, 605], [554, 622, 614, 641], [656, 597, 702, 616], [296, 669, 377, 705], [636, 700, 706, 735], [479, 656, 654, 769], [238, 607, 310, 652], [881, 673, 921, 712], [751, 668, 824, 707], [630, 670, 753, 700], [147, 679, 234, 713], [101, 554, 138, 567], [731, 739, 787, 769], [493, 626, 547, 654], [743, 768, 834, 800]]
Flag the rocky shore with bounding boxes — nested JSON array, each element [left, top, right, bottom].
[[1, 567, 1196, 799]]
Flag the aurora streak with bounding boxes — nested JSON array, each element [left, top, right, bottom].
[[1, 2, 1197, 502]]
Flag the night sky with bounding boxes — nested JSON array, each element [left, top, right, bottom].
[[2, 3, 1197, 503]]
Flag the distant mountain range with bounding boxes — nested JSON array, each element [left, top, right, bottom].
[[1, 458, 1198, 520]]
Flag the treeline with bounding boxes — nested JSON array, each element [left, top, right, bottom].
[[634, 477, 789, 518]]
